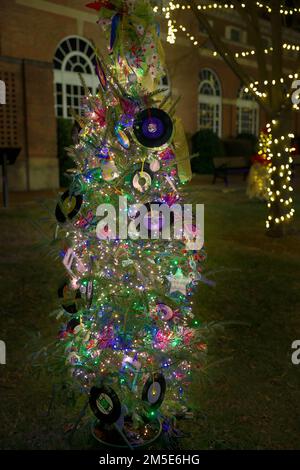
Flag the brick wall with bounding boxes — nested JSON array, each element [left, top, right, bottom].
[[1, 0, 300, 190]]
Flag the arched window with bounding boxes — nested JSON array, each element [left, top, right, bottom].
[[236, 86, 259, 135], [54, 36, 98, 118], [198, 69, 222, 137]]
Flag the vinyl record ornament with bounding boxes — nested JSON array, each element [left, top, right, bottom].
[[89, 385, 122, 424], [143, 205, 166, 233], [156, 303, 174, 321], [66, 317, 81, 333], [142, 372, 166, 409], [58, 282, 81, 314], [55, 190, 83, 224], [133, 108, 173, 148], [142, 201, 174, 232]]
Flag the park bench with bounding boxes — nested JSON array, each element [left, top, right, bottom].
[[212, 156, 250, 186], [213, 153, 300, 186]]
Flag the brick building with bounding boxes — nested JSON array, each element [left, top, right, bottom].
[[0, 0, 300, 190]]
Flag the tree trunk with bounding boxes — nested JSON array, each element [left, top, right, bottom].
[[266, 109, 294, 238]]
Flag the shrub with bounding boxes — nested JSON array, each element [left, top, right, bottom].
[[191, 129, 225, 174]]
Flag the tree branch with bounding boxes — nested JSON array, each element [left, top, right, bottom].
[[270, 0, 284, 111], [188, 0, 271, 114]]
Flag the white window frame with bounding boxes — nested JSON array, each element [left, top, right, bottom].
[[236, 87, 259, 136], [198, 69, 222, 137], [53, 36, 98, 119]]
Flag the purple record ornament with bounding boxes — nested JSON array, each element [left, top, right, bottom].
[[156, 303, 174, 321], [133, 108, 173, 148]]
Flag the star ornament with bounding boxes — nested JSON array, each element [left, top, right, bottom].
[[167, 268, 191, 295]]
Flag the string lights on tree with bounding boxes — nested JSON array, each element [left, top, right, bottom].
[[158, 0, 300, 237], [266, 122, 296, 228], [45, 0, 214, 448]]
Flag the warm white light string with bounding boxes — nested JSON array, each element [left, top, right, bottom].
[[159, 1, 300, 17], [243, 73, 300, 100], [256, 2, 300, 14], [158, 1, 298, 231], [265, 123, 296, 229], [162, 3, 300, 57]]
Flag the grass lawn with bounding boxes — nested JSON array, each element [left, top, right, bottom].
[[1, 183, 300, 449]]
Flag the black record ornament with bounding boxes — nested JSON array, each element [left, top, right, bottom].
[[55, 190, 83, 224], [58, 282, 81, 314], [142, 201, 175, 235], [89, 385, 122, 424], [66, 317, 81, 333], [133, 108, 173, 148], [142, 372, 166, 410]]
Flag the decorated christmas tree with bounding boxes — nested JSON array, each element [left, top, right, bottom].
[[246, 126, 272, 201], [52, 0, 208, 446]]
